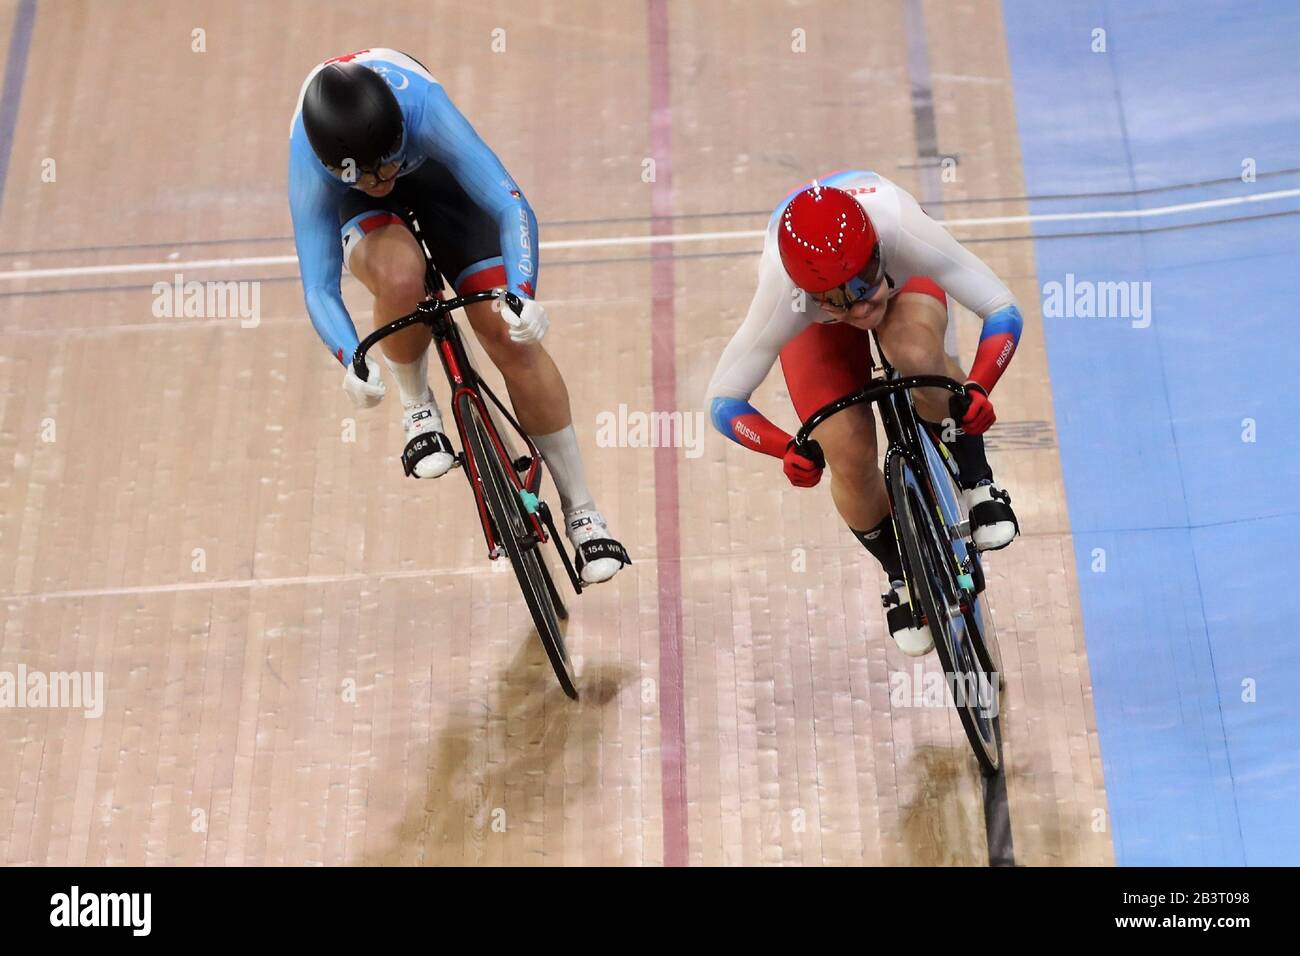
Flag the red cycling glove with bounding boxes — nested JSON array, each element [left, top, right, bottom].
[[783, 439, 824, 488], [960, 382, 996, 435]]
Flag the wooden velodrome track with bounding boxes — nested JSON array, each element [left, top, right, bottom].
[[0, 0, 1112, 865]]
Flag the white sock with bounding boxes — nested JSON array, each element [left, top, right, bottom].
[[384, 350, 432, 406], [530, 425, 595, 517]]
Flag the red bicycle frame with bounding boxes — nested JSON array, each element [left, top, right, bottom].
[[428, 300, 548, 560]]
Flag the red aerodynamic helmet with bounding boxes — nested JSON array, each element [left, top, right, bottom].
[[777, 184, 881, 294]]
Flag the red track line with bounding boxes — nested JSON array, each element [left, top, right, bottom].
[[646, 0, 688, 868]]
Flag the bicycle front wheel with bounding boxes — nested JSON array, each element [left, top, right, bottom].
[[460, 393, 577, 699], [917, 425, 1001, 678], [889, 451, 1000, 774]]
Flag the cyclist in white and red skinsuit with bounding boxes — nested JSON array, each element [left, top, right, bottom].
[[705, 170, 1022, 656]]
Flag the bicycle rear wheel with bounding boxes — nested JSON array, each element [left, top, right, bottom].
[[460, 393, 578, 699], [889, 451, 1000, 774]]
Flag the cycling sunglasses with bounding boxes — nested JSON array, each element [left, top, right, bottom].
[[327, 133, 406, 185], [814, 244, 886, 310]]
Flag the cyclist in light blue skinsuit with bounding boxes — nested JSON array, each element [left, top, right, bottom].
[[288, 49, 627, 584]]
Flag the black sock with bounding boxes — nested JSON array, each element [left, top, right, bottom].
[[945, 430, 993, 489], [852, 514, 905, 583]]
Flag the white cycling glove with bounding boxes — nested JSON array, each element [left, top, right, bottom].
[[503, 297, 549, 344], [342, 358, 386, 409]]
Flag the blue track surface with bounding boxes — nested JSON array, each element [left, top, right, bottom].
[[0, 0, 37, 207], [1003, 1, 1300, 864]]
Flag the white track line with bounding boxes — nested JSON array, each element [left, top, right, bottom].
[[942, 187, 1300, 226], [1, 187, 1296, 282], [2, 565, 485, 603]]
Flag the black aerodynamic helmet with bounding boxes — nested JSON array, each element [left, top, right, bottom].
[[302, 60, 404, 173]]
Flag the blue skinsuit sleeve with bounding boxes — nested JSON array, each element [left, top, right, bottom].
[[710, 397, 754, 440], [288, 129, 359, 364], [415, 85, 539, 299]]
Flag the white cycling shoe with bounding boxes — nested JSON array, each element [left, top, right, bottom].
[[565, 509, 631, 585], [963, 480, 1019, 552], [883, 580, 934, 657], [400, 393, 455, 479]]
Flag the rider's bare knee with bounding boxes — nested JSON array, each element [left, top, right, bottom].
[[884, 336, 944, 377], [364, 242, 426, 308], [822, 431, 878, 485]]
